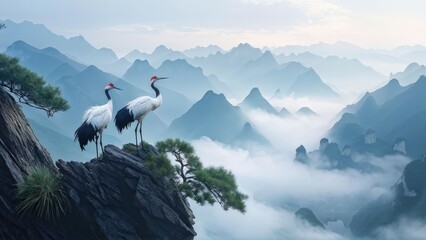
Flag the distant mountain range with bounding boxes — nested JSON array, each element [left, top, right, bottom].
[[5, 40, 85, 80], [390, 62, 426, 86], [328, 76, 426, 158], [182, 45, 224, 58], [0, 19, 118, 67], [276, 52, 387, 92], [166, 90, 270, 147], [124, 45, 187, 68]]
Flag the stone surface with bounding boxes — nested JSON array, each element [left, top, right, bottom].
[[0, 87, 196, 239], [56, 145, 196, 240]]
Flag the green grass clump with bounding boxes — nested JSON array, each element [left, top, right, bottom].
[[15, 166, 69, 220]]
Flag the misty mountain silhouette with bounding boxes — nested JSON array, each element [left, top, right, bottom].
[[350, 156, 426, 237], [296, 107, 318, 117], [390, 62, 426, 86], [231, 122, 272, 149], [166, 90, 249, 143], [239, 87, 279, 115], [0, 19, 118, 66], [287, 69, 340, 100], [276, 52, 386, 92], [329, 76, 426, 158], [182, 45, 223, 58], [5, 40, 85, 80]]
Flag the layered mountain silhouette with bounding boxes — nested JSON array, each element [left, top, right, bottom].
[[276, 52, 386, 92], [5, 40, 85, 80], [182, 45, 224, 58], [0, 19, 118, 66], [167, 91, 258, 144], [329, 76, 426, 157], [239, 88, 279, 115], [287, 69, 340, 100], [124, 45, 186, 68], [297, 107, 318, 117], [390, 62, 426, 86], [350, 156, 426, 237], [231, 122, 272, 149]]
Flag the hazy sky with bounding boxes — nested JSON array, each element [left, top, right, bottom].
[[2, 0, 426, 55]]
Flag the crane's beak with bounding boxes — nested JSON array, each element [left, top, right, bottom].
[[157, 77, 168, 80], [114, 86, 122, 90]]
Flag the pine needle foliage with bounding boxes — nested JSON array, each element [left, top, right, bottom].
[[0, 54, 69, 117], [149, 138, 248, 213], [15, 166, 70, 220]]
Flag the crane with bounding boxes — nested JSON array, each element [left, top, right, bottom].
[[75, 83, 121, 159], [115, 76, 167, 153]]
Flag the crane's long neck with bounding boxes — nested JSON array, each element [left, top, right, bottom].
[[105, 89, 112, 100], [151, 81, 160, 97]]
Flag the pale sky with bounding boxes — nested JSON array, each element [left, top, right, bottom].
[[2, 0, 426, 56]]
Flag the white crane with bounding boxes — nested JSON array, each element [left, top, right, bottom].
[[115, 76, 167, 153], [75, 83, 121, 159]]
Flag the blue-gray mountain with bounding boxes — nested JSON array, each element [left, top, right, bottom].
[[239, 87, 279, 115], [350, 156, 426, 237], [275, 51, 386, 92], [231, 122, 272, 149], [288, 69, 340, 100], [0, 19, 118, 67], [5, 40, 85, 80], [390, 62, 426, 86], [182, 45, 224, 58], [166, 90, 269, 145], [328, 76, 426, 158], [295, 208, 325, 229], [124, 45, 187, 68]]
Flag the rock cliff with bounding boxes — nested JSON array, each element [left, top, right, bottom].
[[0, 87, 196, 239]]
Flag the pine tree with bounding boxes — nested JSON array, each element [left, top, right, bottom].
[[145, 139, 248, 213], [0, 54, 69, 116]]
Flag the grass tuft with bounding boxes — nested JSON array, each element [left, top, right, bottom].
[[15, 166, 70, 220]]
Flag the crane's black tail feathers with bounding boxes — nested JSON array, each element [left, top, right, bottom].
[[115, 106, 134, 133], [74, 121, 97, 150]]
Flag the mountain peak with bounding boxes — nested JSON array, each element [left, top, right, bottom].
[[414, 75, 426, 87], [240, 88, 278, 115], [405, 62, 421, 72], [297, 107, 318, 116], [388, 78, 401, 87], [202, 90, 227, 102], [237, 43, 253, 49], [248, 87, 261, 97], [153, 45, 170, 54]]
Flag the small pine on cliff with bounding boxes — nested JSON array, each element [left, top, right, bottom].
[[0, 53, 69, 116]]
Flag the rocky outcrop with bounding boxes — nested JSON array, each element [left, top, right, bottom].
[[0, 87, 58, 239], [0, 87, 196, 239], [350, 155, 426, 237], [294, 145, 309, 164], [295, 208, 325, 229], [56, 145, 196, 239]]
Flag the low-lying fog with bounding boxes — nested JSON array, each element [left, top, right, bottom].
[[189, 97, 411, 239]]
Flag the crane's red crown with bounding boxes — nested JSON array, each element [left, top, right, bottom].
[[150, 76, 158, 81], [107, 83, 114, 87]]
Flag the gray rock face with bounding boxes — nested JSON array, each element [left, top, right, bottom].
[[0, 87, 59, 239], [56, 145, 196, 240], [0, 87, 196, 239]]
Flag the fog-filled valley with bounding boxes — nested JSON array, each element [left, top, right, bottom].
[[2, 18, 426, 239]]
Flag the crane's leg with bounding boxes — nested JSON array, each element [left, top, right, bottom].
[[95, 135, 99, 160], [100, 133, 104, 159], [139, 121, 144, 151], [134, 122, 140, 154]]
